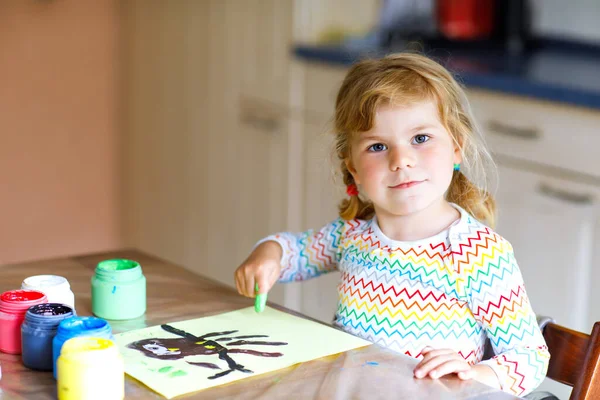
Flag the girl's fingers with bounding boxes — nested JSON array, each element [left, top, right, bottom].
[[427, 360, 471, 379], [244, 274, 256, 298], [415, 354, 454, 378], [419, 348, 458, 363], [256, 279, 265, 295], [414, 352, 465, 378], [234, 271, 243, 296], [267, 263, 281, 291], [235, 259, 280, 298], [252, 262, 281, 296]]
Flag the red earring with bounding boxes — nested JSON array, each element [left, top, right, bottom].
[[346, 184, 359, 197]]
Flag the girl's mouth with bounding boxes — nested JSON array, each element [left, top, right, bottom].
[[390, 180, 424, 189]]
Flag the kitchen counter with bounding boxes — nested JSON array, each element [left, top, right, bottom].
[[0, 249, 519, 399], [294, 38, 600, 110]]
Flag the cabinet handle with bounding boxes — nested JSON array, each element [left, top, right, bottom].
[[241, 115, 280, 132], [487, 120, 541, 140], [537, 182, 594, 205]]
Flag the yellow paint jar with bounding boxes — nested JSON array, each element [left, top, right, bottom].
[[56, 337, 124, 400]]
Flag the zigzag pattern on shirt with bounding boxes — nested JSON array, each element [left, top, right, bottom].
[[337, 305, 474, 337], [342, 247, 460, 296], [473, 285, 526, 323], [513, 347, 550, 387], [499, 355, 527, 395], [338, 276, 466, 311], [339, 293, 471, 322], [336, 313, 482, 340], [268, 212, 550, 397]]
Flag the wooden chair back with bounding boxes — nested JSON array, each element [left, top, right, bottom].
[[543, 321, 600, 400]]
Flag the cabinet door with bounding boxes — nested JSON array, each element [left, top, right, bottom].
[[183, 1, 293, 306], [495, 164, 597, 332], [188, 96, 290, 305], [235, 0, 294, 107], [233, 100, 289, 263], [123, 0, 204, 267], [299, 119, 345, 323]]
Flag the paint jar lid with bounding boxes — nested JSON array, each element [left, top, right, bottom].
[[24, 303, 75, 329], [22, 275, 70, 292], [59, 337, 120, 364], [21, 275, 75, 309], [0, 290, 47, 314], [94, 259, 143, 282], [56, 316, 112, 340]]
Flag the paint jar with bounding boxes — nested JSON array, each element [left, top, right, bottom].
[[0, 290, 48, 354], [52, 316, 113, 379], [21, 303, 75, 371], [57, 336, 124, 400], [21, 275, 75, 310], [91, 259, 146, 320]]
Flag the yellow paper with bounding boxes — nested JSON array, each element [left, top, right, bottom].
[[114, 306, 371, 399]]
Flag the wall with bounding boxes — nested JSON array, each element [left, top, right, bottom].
[[0, 0, 121, 265]]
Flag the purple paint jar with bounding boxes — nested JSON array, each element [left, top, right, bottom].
[[21, 303, 74, 371]]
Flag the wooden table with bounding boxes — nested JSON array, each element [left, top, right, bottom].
[[0, 250, 519, 399]]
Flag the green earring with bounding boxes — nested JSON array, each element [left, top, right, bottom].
[[453, 163, 460, 171]]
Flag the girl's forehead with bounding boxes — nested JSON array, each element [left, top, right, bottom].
[[374, 100, 439, 119], [368, 101, 444, 132]]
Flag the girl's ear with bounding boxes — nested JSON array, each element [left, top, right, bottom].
[[345, 158, 361, 185], [452, 134, 463, 165], [453, 145, 462, 166]]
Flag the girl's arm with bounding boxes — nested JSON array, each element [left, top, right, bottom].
[[257, 218, 347, 283], [468, 235, 550, 397]]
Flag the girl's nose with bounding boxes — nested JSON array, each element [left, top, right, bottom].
[[389, 147, 416, 171]]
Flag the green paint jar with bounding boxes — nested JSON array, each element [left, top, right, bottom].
[[91, 259, 146, 320]]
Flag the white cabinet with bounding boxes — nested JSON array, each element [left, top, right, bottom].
[[235, 0, 294, 107], [468, 87, 600, 333], [123, 0, 293, 307], [467, 89, 600, 178], [231, 98, 290, 305], [495, 164, 597, 332], [122, 0, 205, 268]]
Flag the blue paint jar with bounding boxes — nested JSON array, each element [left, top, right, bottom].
[[52, 316, 113, 379], [21, 303, 74, 371], [91, 259, 146, 320]]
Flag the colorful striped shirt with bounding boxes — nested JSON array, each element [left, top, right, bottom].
[[263, 205, 549, 396]]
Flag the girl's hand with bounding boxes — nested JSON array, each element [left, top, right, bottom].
[[413, 347, 475, 380], [234, 241, 283, 298], [414, 347, 501, 389]]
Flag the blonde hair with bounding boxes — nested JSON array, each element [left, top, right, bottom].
[[334, 52, 497, 227]]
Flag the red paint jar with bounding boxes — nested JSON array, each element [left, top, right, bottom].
[[0, 290, 47, 354]]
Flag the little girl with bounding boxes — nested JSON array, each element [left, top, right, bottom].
[[234, 53, 549, 396]]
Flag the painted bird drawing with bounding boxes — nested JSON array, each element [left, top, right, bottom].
[[127, 324, 288, 379]]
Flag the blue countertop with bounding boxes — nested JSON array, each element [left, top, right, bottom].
[[294, 39, 600, 111]]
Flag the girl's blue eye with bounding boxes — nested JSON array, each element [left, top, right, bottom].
[[412, 134, 430, 144], [368, 143, 387, 152]]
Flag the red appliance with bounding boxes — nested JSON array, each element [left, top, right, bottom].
[[437, 0, 495, 40]]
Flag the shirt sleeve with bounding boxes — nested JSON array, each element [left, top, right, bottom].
[[468, 234, 550, 397], [255, 218, 347, 283]]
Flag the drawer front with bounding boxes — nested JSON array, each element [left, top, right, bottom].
[[467, 89, 600, 178]]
